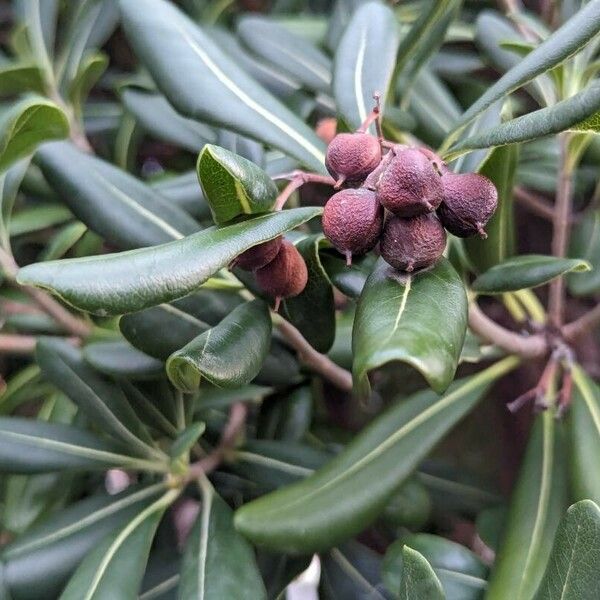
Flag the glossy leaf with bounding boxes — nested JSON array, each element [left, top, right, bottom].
[[452, 1, 600, 134], [36, 338, 158, 458], [486, 412, 567, 600], [35, 141, 199, 250], [533, 500, 600, 600], [472, 255, 591, 294], [122, 88, 216, 153], [40, 221, 88, 261], [352, 258, 467, 396], [68, 52, 108, 120], [179, 479, 266, 600], [83, 340, 164, 380], [59, 489, 178, 600], [0, 62, 45, 96], [150, 171, 211, 221], [1, 484, 166, 600], [396, 546, 445, 600], [383, 534, 487, 600], [568, 366, 600, 505], [0, 97, 69, 173], [465, 143, 518, 272], [119, 0, 326, 172], [568, 209, 600, 296], [281, 235, 335, 353], [0, 417, 159, 473], [18, 207, 322, 315], [197, 144, 278, 225], [333, 2, 400, 131], [167, 299, 272, 392], [448, 82, 600, 157], [237, 16, 332, 93], [234, 358, 519, 553]]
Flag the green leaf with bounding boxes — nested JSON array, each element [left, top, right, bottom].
[[0, 62, 45, 96], [83, 340, 164, 380], [258, 385, 313, 443], [568, 366, 600, 505], [40, 221, 88, 261], [448, 82, 600, 158], [451, 1, 600, 136], [35, 141, 199, 250], [9, 202, 72, 237], [118, 0, 326, 172], [333, 2, 400, 131], [0, 159, 29, 251], [17, 207, 322, 315], [167, 299, 272, 392], [234, 357, 519, 553], [352, 258, 467, 396], [281, 235, 335, 353], [383, 534, 487, 600], [59, 489, 177, 600], [568, 209, 600, 296], [0, 97, 69, 173], [150, 171, 211, 221], [180, 479, 267, 600], [486, 412, 567, 600], [1, 484, 166, 600], [169, 422, 205, 460], [121, 88, 216, 153], [0, 417, 160, 473], [68, 52, 108, 121], [320, 251, 373, 299], [36, 338, 158, 458], [533, 500, 600, 600], [472, 255, 591, 294], [396, 546, 445, 600], [465, 143, 518, 272], [197, 145, 278, 225], [237, 16, 331, 94], [257, 552, 312, 600]]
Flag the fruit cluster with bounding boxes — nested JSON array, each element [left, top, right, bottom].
[[323, 131, 498, 272]]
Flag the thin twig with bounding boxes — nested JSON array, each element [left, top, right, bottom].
[[469, 302, 547, 358], [548, 133, 573, 327], [562, 303, 600, 342], [0, 334, 38, 355], [276, 317, 354, 391]]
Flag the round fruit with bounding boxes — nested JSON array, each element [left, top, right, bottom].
[[322, 188, 383, 265], [438, 172, 498, 238], [376, 148, 444, 217], [235, 237, 282, 271], [380, 213, 446, 272], [325, 132, 381, 186], [255, 240, 308, 309]]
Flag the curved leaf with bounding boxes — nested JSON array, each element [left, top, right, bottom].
[[150, 171, 211, 221], [352, 258, 467, 396], [83, 340, 164, 380], [35, 141, 199, 250], [167, 299, 272, 392], [0, 62, 45, 96], [568, 366, 600, 505], [333, 2, 400, 131], [533, 500, 600, 600], [122, 88, 216, 153], [452, 1, 600, 135], [180, 479, 266, 600], [197, 145, 278, 225], [68, 52, 108, 120], [59, 489, 177, 600], [0, 159, 29, 251], [397, 546, 444, 600], [234, 358, 519, 553], [472, 255, 591, 294], [1, 484, 166, 600], [486, 412, 567, 600], [237, 16, 331, 93], [118, 0, 326, 172], [17, 207, 322, 315], [0, 97, 69, 173], [568, 209, 600, 296]]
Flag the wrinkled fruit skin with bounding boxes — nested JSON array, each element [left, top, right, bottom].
[[438, 172, 498, 238], [376, 148, 444, 217], [325, 133, 382, 184], [255, 239, 308, 299], [381, 213, 447, 272], [322, 189, 383, 261], [235, 237, 282, 271]]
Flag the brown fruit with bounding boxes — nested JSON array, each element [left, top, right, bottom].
[[255, 239, 308, 309], [438, 172, 498, 238], [325, 132, 381, 186], [235, 237, 282, 271], [322, 188, 383, 265], [380, 213, 446, 272], [376, 148, 443, 217]]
